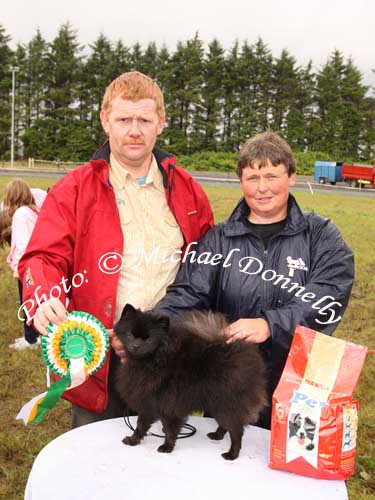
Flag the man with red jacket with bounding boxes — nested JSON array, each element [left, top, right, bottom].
[[18, 71, 214, 427]]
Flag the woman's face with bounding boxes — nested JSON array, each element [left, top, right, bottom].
[[240, 161, 296, 223]]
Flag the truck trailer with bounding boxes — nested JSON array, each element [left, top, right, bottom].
[[314, 161, 342, 185], [341, 163, 375, 188]]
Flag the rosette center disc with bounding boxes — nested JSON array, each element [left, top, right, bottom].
[[64, 334, 87, 359]]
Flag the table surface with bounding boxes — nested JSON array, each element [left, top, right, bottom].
[[25, 416, 347, 500]]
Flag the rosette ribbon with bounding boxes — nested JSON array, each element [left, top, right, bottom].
[[16, 311, 109, 425]]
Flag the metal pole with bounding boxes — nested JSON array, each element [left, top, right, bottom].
[[9, 66, 19, 168]]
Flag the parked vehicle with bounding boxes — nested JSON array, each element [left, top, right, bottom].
[[341, 163, 375, 188], [314, 161, 342, 185], [314, 161, 375, 188]]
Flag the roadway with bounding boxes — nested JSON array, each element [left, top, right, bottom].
[[1, 167, 375, 198]]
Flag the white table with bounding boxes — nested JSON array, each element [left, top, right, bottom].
[[25, 416, 347, 500]]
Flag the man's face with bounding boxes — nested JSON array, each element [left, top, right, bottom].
[[240, 161, 296, 223], [100, 97, 164, 170]]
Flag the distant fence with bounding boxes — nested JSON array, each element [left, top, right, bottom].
[[27, 158, 80, 170], [0, 159, 81, 171]]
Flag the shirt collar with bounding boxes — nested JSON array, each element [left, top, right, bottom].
[[109, 153, 163, 192]]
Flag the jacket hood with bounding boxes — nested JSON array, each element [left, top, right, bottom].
[[223, 194, 308, 238]]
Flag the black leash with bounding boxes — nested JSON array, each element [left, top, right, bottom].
[[123, 411, 196, 439]]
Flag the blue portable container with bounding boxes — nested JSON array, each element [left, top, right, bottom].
[[314, 161, 342, 184]]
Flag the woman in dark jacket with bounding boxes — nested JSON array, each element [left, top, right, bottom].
[[116, 131, 354, 429]]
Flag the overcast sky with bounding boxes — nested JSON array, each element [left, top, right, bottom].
[[3, 0, 374, 86]]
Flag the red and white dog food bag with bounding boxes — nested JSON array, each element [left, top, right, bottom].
[[269, 325, 367, 480]]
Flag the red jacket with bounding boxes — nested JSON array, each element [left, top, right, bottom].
[[18, 146, 214, 413]]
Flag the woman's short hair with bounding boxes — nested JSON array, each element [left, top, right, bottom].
[[236, 131, 296, 178]]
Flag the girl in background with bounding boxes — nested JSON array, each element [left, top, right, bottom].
[[3, 179, 46, 350]]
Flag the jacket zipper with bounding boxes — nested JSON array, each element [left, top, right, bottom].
[[262, 245, 268, 311]]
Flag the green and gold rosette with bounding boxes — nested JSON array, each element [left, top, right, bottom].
[[16, 311, 109, 425]]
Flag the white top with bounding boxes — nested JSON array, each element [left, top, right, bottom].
[[7, 206, 38, 272], [25, 417, 347, 500]]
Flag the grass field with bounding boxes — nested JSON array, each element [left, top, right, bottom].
[[0, 175, 374, 499]]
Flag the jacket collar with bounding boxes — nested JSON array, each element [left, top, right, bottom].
[[90, 140, 176, 189], [223, 194, 308, 238]]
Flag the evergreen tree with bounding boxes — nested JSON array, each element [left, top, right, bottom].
[[111, 40, 132, 77], [24, 30, 49, 125], [131, 42, 143, 71], [361, 93, 375, 160], [203, 39, 225, 150], [235, 38, 273, 148], [221, 40, 241, 151], [251, 38, 274, 133], [43, 23, 83, 160], [165, 34, 204, 154], [236, 40, 257, 146], [12, 43, 27, 159], [81, 33, 114, 148], [341, 59, 368, 157], [291, 61, 316, 151], [271, 49, 299, 132], [141, 41, 159, 78], [0, 25, 13, 158], [151, 44, 171, 151], [315, 50, 367, 157]]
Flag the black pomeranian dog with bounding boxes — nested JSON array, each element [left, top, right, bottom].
[[114, 304, 267, 460]]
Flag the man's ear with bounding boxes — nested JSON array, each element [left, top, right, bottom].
[[100, 110, 109, 136], [121, 303, 137, 320], [156, 116, 165, 137]]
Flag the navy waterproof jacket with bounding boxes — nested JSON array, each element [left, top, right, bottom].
[[154, 194, 354, 396]]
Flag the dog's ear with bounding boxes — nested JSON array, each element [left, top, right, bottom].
[[157, 315, 170, 331], [290, 413, 300, 424], [121, 303, 137, 320]]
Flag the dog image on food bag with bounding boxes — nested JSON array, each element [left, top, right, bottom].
[[288, 413, 316, 451]]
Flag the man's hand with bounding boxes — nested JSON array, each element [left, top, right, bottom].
[[108, 329, 127, 364], [224, 318, 271, 344], [33, 298, 68, 335]]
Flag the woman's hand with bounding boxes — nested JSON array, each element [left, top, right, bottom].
[[224, 318, 271, 344]]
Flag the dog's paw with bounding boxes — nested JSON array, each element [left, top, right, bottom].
[[221, 450, 239, 461], [157, 443, 174, 453], [207, 431, 224, 441], [122, 436, 140, 446], [306, 443, 315, 451]]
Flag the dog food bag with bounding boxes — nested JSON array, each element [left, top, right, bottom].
[[269, 325, 367, 480]]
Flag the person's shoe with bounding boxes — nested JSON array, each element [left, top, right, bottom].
[[9, 336, 40, 350]]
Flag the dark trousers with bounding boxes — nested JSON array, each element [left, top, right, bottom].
[[17, 279, 39, 344]]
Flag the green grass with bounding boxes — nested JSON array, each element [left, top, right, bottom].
[[0, 176, 374, 498]]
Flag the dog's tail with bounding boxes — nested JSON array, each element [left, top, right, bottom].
[[172, 310, 229, 341]]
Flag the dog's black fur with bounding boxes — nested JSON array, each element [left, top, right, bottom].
[[114, 304, 267, 460]]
